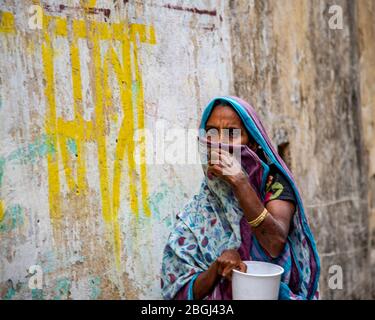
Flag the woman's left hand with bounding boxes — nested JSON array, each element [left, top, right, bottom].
[[207, 148, 247, 187], [216, 249, 247, 281]]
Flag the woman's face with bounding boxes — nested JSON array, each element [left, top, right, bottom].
[[205, 105, 258, 151]]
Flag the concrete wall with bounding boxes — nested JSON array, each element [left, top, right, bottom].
[[0, 0, 233, 299], [357, 0, 375, 299], [228, 0, 373, 299], [0, 0, 373, 299]]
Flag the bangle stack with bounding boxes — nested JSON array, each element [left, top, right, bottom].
[[247, 208, 269, 228]]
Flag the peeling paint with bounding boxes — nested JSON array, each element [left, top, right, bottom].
[[66, 138, 78, 157], [89, 276, 101, 300], [53, 278, 71, 300], [0, 204, 24, 233], [6, 134, 56, 165], [3, 287, 16, 300], [31, 289, 44, 300]]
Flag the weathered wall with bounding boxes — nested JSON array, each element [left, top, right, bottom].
[[0, 0, 233, 299], [357, 0, 375, 299], [228, 0, 372, 299], [0, 0, 374, 300]]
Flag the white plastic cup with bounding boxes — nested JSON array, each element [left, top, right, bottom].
[[232, 261, 284, 300]]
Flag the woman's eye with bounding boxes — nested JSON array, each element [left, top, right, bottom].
[[204, 128, 241, 141], [205, 128, 219, 138], [227, 129, 240, 138]]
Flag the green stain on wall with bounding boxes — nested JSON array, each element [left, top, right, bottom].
[[66, 137, 77, 156], [148, 182, 183, 228], [6, 134, 56, 164], [89, 276, 101, 299], [0, 135, 56, 220], [0, 157, 4, 187], [0, 204, 24, 232], [132, 80, 140, 100], [31, 288, 45, 300], [148, 192, 163, 221], [148, 182, 171, 222], [1, 280, 24, 300], [3, 287, 16, 300], [39, 250, 58, 274], [53, 278, 71, 300]]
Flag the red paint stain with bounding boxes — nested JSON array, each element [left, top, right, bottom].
[[43, 4, 111, 19], [203, 24, 216, 31], [162, 4, 217, 16]]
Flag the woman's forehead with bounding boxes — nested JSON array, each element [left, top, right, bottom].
[[206, 105, 244, 126]]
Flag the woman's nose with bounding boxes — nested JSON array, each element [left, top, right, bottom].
[[206, 129, 220, 142]]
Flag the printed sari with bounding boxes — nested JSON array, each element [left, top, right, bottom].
[[160, 96, 320, 300]]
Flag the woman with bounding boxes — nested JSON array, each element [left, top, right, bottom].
[[160, 96, 320, 300]]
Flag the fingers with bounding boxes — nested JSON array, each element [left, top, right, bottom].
[[217, 258, 246, 281], [210, 149, 233, 165], [219, 263, 235, 280], [208, 149, 222, 166], [208, 151, 235, 172], [207, 164, 222, 177], [210, 147, 232, 156], [222, 264, 234, 280], [239, 262, 247, 273], [220, 262, 245, 280]]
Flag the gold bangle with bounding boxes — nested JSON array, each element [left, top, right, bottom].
[[247, 208, 268, 228]]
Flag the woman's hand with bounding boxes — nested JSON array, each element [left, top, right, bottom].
[[216, 249, 247, 281], [207, 148, 248, 187]]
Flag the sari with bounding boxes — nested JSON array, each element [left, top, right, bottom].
[[160, 96, 320, 300]]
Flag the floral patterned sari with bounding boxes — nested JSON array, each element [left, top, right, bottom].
[[160, 96, 320, 300]]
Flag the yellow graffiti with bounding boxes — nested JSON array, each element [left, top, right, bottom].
[[0, 200, 4, 222], [1, 11, 155, 269], [41, 15, 62, 220], [80, 0, 98, 10], [0, 11, 14, 224], [47, 17, 154, 268], [0, 11, 15, 33]]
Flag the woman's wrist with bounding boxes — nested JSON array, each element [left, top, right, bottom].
[[193, 260, 220, 300], [210, 260, 220, 278], [230, 174, 265, 220]]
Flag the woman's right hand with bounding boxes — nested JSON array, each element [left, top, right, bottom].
[[215, 249, 247, 281]]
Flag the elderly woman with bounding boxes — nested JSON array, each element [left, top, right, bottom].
[[160, 96, 320, 300]]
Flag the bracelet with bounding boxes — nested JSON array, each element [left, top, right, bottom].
[[247, 208, 269, 228]]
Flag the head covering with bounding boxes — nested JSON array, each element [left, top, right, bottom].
[[160, 96, 320, 300]]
